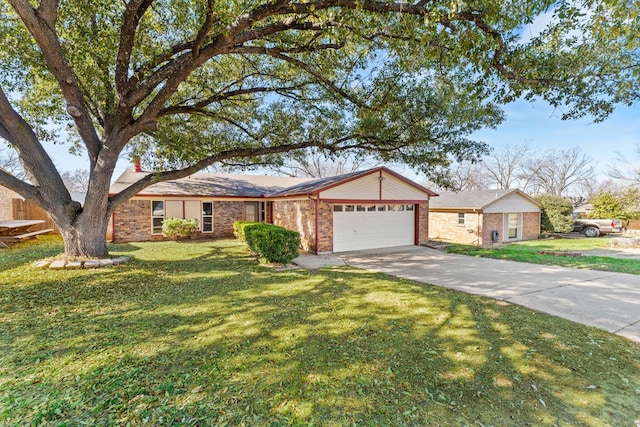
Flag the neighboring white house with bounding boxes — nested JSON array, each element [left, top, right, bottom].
[[429, 189, 542, 245]]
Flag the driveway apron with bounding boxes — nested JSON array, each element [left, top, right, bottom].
[[341, 246, 640, 342]]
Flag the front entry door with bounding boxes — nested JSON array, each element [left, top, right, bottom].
[[244, 203, 258, 222]]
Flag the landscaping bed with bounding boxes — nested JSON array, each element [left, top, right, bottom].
[[1, 236, 639, 426]]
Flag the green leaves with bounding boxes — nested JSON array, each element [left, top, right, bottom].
[[589, 187, 640, 221], [2, 0, 639, 258], [536, 195, 575, 233]]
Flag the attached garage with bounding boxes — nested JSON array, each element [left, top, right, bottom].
[[332, 204, 415, 252], [270, 167, 437, 253]]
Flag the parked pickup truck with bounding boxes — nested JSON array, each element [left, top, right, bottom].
[[573, 218, 623, 237]]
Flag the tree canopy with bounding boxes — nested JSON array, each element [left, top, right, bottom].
[[0, 0, 638, 257]]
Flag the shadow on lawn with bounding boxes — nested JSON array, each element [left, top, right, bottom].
[[1, 242, 639, 426]]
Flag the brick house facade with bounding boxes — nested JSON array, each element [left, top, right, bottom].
[[271, 199, 317, 251], [429, 189, 541, 246], [110, 167, 436, 253]]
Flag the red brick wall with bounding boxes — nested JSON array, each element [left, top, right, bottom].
[[112, 199, 247, 242], [112, 199, 160, 243], [522, 212, 541, 240], [265, 201, 273, 223], [213, 201, 245, 238], [418, 201, 429, 245], [429, 211, 482, 245], [482, 213, 502, 245], [316, 201, 333, 253], [272, 199, 317, 252]]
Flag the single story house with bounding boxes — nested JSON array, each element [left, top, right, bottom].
[[573, 203, 593, 218], [429, 189, 541, 245], [108, 166, 437, 253]]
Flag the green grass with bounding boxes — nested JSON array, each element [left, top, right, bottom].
[[446, 237, 640, 275], [1, 236, 639, 426]]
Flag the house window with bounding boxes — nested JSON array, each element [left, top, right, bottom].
[[151, 201, 164, 234], [458, 213, 465, 226], [333, 205, 343, 212], [377, 205, 386, 211], [356, 205, 365, 212], [406, 205, 414, 211], [202, 202, 213, 233], [345, 205, 355, 212], [367, 205, 376, 212], [507, 213, 519, 239], [260, 202, 266, 222]]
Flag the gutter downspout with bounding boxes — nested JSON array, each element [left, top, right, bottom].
[[308, 195, 319, 254], [110, 212, 115, 243], [476, 209, 480, 246]]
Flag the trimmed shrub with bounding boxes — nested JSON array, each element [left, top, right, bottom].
[[233, 221, 256, 242], [162, 217, 199, 240], [234, 221, 300, 264], [536, 195, 574, 233]]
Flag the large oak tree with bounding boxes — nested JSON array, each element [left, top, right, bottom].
[[0, 0, 638, 257]]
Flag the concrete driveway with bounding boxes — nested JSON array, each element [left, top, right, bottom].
[[338, 246, 640, 342]]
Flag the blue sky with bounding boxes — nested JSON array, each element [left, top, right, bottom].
[[471, 99, 640, 178]]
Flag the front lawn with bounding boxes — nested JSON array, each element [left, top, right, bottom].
[[1, 236, 639, 426], [446, 237, 640, 275]]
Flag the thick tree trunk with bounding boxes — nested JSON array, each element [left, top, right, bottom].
[[51, 163, 114, 258], [57, 210, 110, 258]]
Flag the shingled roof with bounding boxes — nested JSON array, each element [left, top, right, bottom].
[[111, 166, 436, 199], [268, 167, 437, 197], [429, 189, 540, 210], [110, 169, 313, 197]]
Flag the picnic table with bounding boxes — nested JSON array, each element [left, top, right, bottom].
[[0, 220, 53, 245]]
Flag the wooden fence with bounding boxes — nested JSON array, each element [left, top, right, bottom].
[[12, 199, 59, 234]]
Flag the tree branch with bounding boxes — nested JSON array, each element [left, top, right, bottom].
[[193, 0, 216, 57], [0, 168, 41, 202], [109, 140, 321, 208], [0, 85, 71, 199], [36, 0, 58, 28], [158, 85, 305, 117], [115, 0, 155, 97], [231, 45, 361, 107], [8, 0, 102, 165]]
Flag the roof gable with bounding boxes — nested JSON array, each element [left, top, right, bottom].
[[111, 166, 436, 200], [270, 167, 437, 198], [430, 189, 541, 210]]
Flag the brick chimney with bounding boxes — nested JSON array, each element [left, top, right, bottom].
[[133, 158, 142, 172]]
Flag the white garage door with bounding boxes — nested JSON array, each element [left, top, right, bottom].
[[333, 204, 415, 252]]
